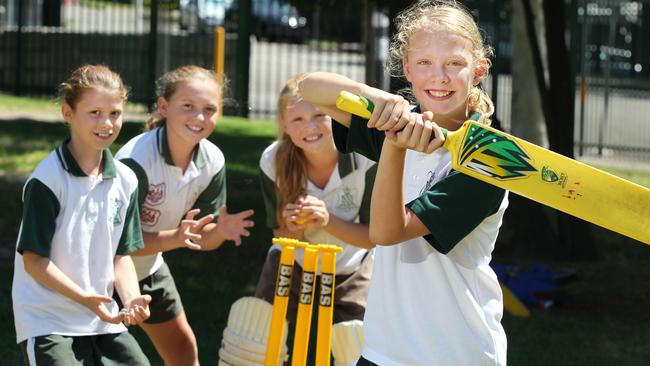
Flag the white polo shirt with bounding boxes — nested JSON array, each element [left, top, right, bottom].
[[259, 141, 376, 275], [12, 143, 144, 343], [116, 126, 226, 280], [333, 112, 509, 366]]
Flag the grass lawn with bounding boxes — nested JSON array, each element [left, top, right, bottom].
[[0, 117, 278, 365], [1, 96, 650, 364]]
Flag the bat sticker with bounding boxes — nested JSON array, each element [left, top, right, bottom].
[[541, 166, 568, 188], [459, 124, 537, 180]]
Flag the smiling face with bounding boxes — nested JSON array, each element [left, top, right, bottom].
[[280, 98, 334, 154], [403, 29, 485, 127], [63, 88, 124, 154], [158, 77, 221, 147]]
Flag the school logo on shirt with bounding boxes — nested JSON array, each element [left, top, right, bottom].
[[110, 198, 124, 226], [141, 206, 161, 227], [419, 171, 436, 195], [146, 183, 165, 206], [336, 187, 357, 212]]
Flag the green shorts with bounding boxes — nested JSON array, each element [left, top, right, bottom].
[[115, 262, 184, 324], [19, 332, 150, 366]]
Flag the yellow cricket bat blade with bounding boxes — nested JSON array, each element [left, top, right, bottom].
[[335, 91, 650, 244]]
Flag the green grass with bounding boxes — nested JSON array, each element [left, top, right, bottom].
[[0, 93, 59, 113], [1, 96, 650, 364], [593, 165, 650, 188], [0, 117, 277, 365]]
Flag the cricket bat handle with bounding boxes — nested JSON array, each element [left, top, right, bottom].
[[335, 91, 449, 139]]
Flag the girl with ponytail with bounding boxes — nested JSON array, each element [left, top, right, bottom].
[[298, 1, 509, 364], [254, 74, 376, 355]]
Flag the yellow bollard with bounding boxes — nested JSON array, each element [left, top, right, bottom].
[[213, 26, 225, 116], [291, 243, 320, 366], [265, 238, 302, 366], [315, 245, 343, 366]]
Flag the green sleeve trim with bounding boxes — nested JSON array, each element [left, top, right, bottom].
[[260, 169, 278, 229], [17, 179, 60, 257], [406, 171, 505, 254], [120, 158, 148, 208], [332, 115, 383, 161], [117, 189, 144, 255], [358, 163, 377, 224], [192, 167, 227, 220]]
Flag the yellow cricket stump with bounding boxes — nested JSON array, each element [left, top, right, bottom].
[[265, 238, 303, 366], [291, 244, 320, 366], [315, 245, 343, 366]]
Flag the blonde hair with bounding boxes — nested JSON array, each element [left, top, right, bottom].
[[146, 65, 224, 130], [388, 0, 495, 125], [57, 64, 128, 109], [273, 73, 309, 226]]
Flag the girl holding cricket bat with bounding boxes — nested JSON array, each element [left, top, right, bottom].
[[12, 65, 151, 365], [299, 1, 509, 364], [115, 65, 254, 366], [254, 74, 376, 353]]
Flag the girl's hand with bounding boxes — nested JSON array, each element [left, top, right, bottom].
[[81, 293, 123, 324], [386, 111, 445, 153], [175, 209, 214, 250], [215, 206, 255, 246], [282, 201, 305, 232], [363, 88, 412, 132], [121, 294, 152, 326], [285, 195, 329, 230]]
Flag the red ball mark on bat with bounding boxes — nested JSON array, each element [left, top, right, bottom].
[[562, 189, 583, 200]]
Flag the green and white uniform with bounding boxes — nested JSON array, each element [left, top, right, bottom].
[[333, 111, 509, 366], [259, 141, 375, 274], [12, 143, 144, 343], [115, 125, 226, 281]]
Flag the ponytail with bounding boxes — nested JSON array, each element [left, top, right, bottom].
[[467, 85, 494, 126]]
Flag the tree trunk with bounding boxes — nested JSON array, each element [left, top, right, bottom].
[[518, 0, 597, 259], [387, 0, 412, 95], [506, 0, 558, 259], [542, 0, 597, 259], [511, 0, 547, 145]]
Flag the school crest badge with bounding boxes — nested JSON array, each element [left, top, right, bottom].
[[146, 183, 165, 206], [110, 198, 124, 226], [141, 207, 161, 227], [336, 187, 358, 212]]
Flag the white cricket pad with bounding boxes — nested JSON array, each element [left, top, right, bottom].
[[331, 320, 364, 366], [218, 297, 289, 365]]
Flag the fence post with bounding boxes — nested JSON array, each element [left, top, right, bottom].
[[491, 0, 500, 112], [236, 0, 251, 118], [148, 0, 159, 109], [215, 26, 225, 115], [568, 0, 579, 155], [14, 0, 24, 95]]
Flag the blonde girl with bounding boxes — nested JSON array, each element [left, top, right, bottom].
[[115, 65, 254, 366], [299, 1, 509, 365], [254, 74, 376, 352], [12, 64, 151, 365]]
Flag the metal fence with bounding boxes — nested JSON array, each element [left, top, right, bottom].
[[0, 0, 649, 168], [0, 0, 223, 105], [574, 0, 650, 167]]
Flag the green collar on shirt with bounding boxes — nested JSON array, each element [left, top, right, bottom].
[[337, 152, 357, 178], [57, 139, 116, 179], [156, 125, 207, 169]]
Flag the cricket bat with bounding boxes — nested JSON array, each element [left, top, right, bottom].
[[335, 91, 650, 244]]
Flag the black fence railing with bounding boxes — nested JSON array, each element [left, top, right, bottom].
[[1, 0, 649, 167], [0, 0, 225, 106]]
